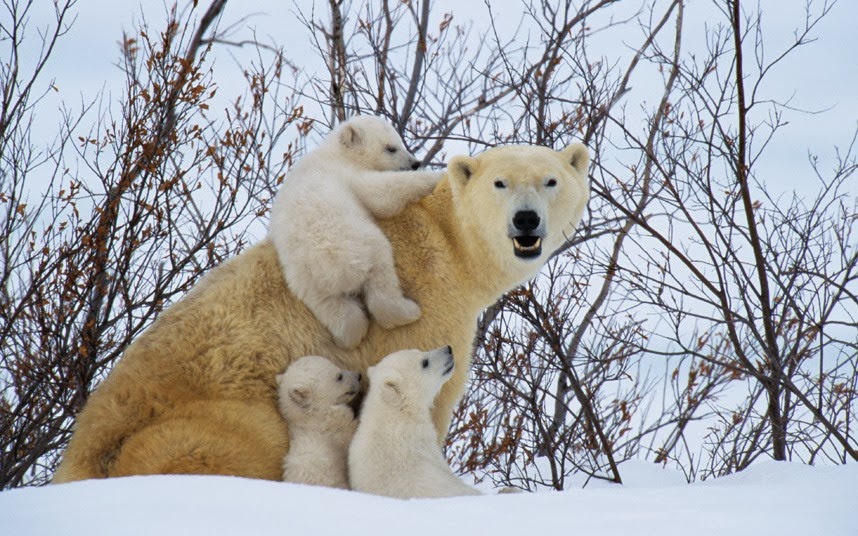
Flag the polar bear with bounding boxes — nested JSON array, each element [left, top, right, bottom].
[[269, 115, 442, 349], [349, 346, 481, 498], [276, 355, 361, 489], [53, 142, 590, 483]]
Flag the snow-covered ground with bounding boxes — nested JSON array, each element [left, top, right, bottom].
[[2, 462, 855, 535]]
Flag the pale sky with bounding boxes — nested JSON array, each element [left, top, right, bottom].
[[25, 0, 858, 207]]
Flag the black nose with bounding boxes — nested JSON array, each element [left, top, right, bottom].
[[356, 373, 362, 382], [444, 345, 452, 354], [410, 160, 420, 170], [513, 210, 540, 232]]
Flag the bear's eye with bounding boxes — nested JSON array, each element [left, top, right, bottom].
[[546, 178, 558, 187], [421, 358, 429, 369], [336, 373, 343, 382], [494, 180, 506, 189], [385, 145, 398, 154]]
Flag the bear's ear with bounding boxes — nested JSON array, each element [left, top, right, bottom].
[[288, 386, 311, 409], [448, 155, 479, 187], [380, 376, 405, 408], [339, 123, 363, 149], [560, 143, 590, 176]]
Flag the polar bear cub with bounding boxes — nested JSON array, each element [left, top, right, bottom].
[[349, 346, 481, 498], [276, 355, 362, 489], [269, 115, 442, 349]]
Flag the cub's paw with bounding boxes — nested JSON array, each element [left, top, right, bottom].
[[414, 171, 443, 196], [368, 295, 421, 330], [331, 311, 370, 350]]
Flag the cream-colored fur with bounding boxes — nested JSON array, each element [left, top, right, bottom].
[[53, 143, 589, 483], [276, 356, 361, 489], [349, 347, 481, 498], [269, 116, 441, 349]]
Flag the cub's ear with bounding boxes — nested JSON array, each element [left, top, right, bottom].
[[288, 386, 311, 409], [448, 155, 479, 187], [339, 123, 363, 148], [560, 143, 590, 176], [379, 375, 405, 408]]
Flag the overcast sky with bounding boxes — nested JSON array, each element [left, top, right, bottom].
[[13, 0, 856, 462], [24, 0, 858, 204]]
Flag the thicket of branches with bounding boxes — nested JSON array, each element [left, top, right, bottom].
[[1, 0, 855, 489], [0, 0, 299, 487]]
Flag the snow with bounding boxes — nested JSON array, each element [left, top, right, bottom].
[[2, 462, 855, 535]]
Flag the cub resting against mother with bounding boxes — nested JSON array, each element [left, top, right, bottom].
[[53, 142, 590, 482]]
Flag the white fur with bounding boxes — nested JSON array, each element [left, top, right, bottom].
[[269, 116, 442, 349], [276, 355, 361, 489], [349, 347, 481, 498]]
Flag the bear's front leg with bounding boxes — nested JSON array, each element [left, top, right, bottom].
[[352, 170, 443, 218]]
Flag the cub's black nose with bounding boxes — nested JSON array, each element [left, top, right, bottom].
[[411, 160, 420, 170], [513, 210, 540, 232]]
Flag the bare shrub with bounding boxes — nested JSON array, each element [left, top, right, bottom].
[[2, 0, 854, 489]]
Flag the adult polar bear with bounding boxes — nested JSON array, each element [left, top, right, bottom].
[[53, 142, 590, 482]]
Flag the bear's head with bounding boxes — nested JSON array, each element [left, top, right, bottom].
[[330, 115, 420, 172], [447, 144, 590, 282], [276, 355, 363, 425], [365, 346, 454, 414]]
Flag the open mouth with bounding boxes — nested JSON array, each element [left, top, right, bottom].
[[512, 236, 543, 258], [345, 389, 364, 417]]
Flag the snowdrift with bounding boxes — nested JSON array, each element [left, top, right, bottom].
[[2, 462, 855, 535]]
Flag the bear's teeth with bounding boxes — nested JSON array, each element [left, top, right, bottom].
[[514, 237, 542, 251]]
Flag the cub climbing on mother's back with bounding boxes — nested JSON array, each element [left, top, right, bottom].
[[349, 346, 481, 498], [276, 355, 362, 489], [268, 115, 442, 349]]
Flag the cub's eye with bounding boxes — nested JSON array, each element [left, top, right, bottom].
[[546, 178, 558, 187], [421, 358, 429, 369], [494, 180, 506, 189], [336, 373, 343, 382], [385, 145, 398, 153]]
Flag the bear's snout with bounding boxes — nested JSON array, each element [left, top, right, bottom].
[[441, 355, 454, 376], [430, 345, 453, 358], [513, 210, 541, 233], [511, 210, 545, 259], [433, 346, 455, 377]]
